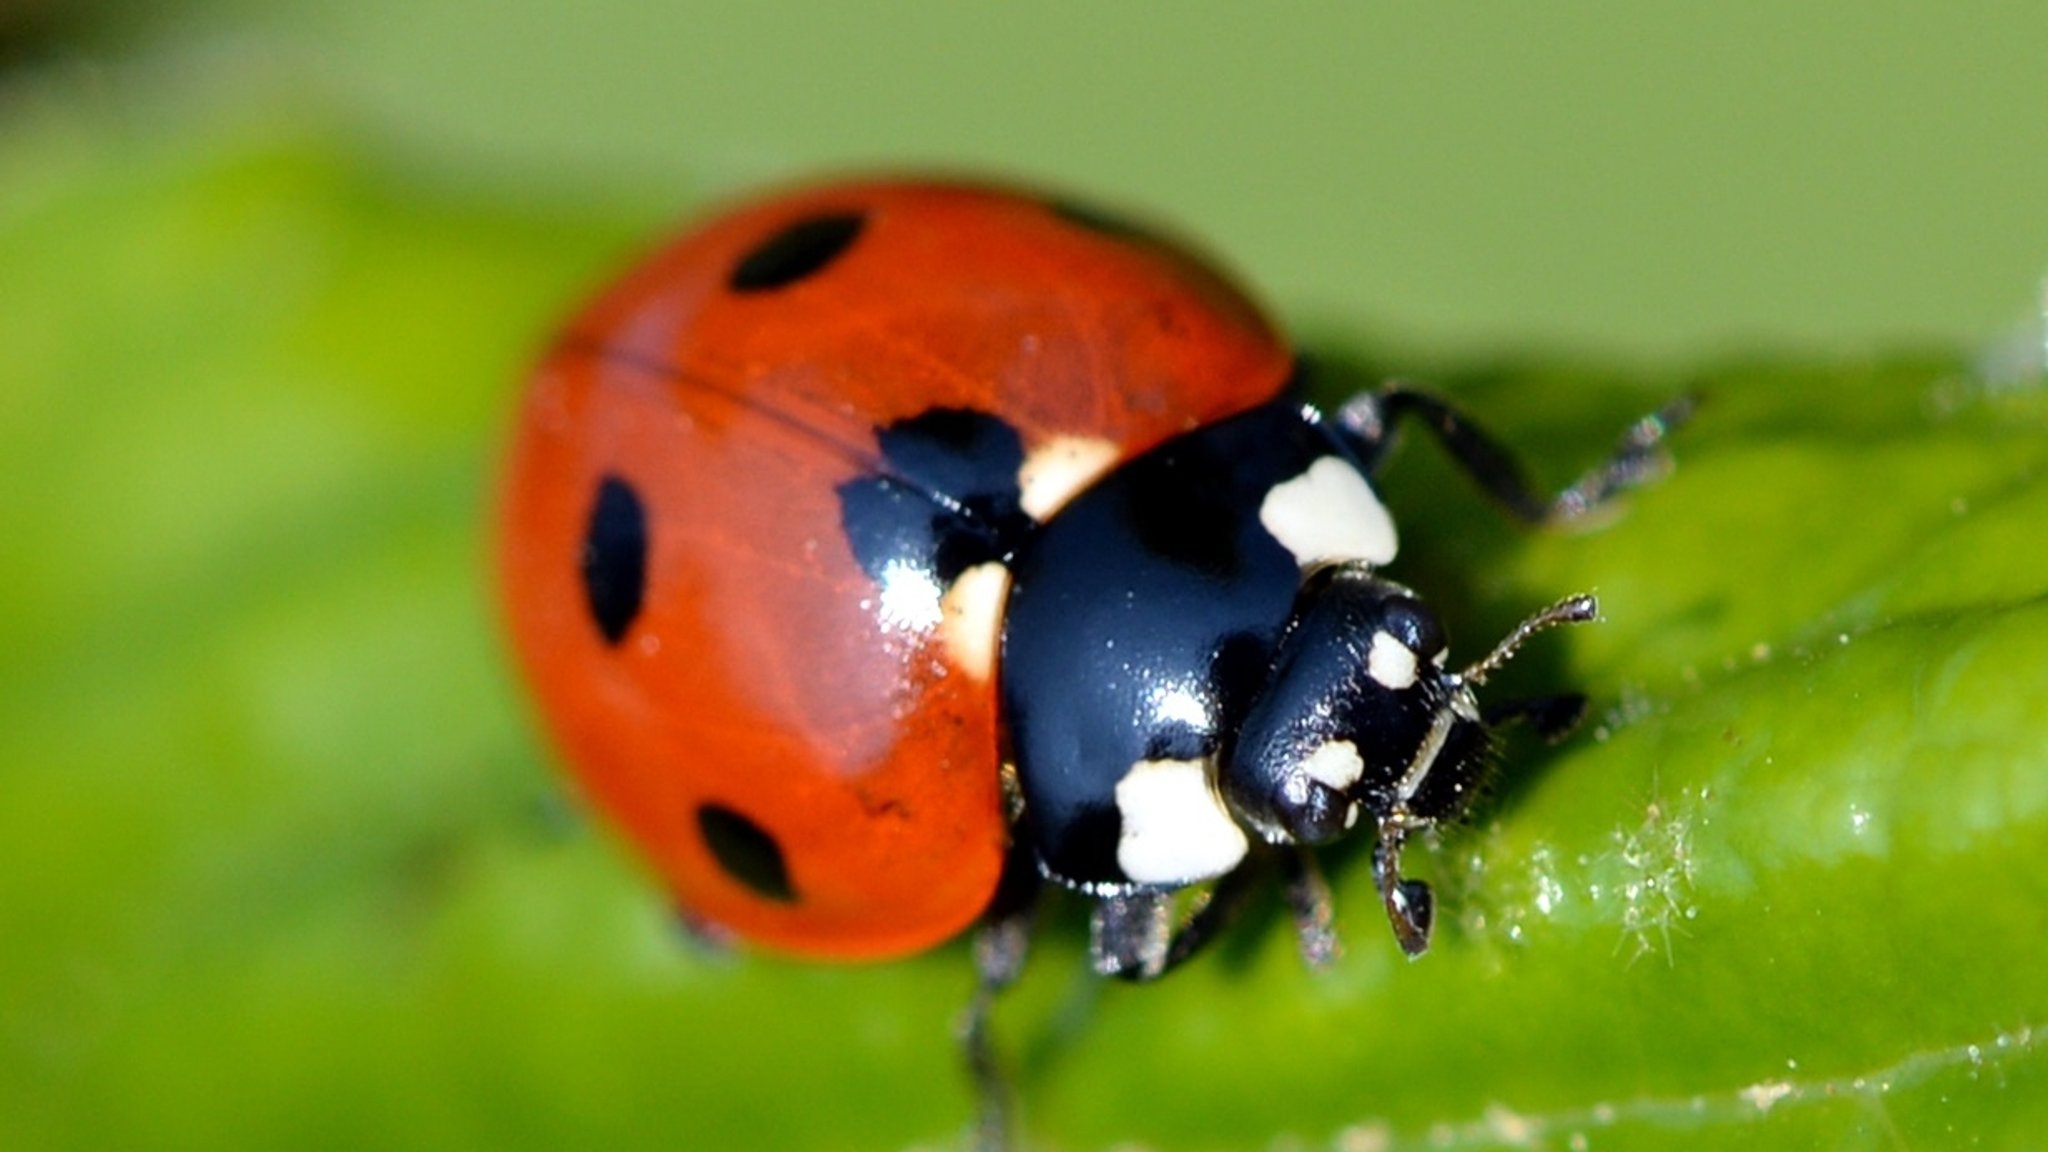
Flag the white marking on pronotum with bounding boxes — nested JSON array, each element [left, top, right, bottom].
[[1301, 739, 1366, 792], [1367, 630, 1418, 690], [1113, 758, 1249, 885], [1018, 435, 1121, 521], [938, 561, 1011, 681], [1257, 456, 1398, 568]]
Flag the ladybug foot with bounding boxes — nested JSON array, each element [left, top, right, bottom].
[[1546, 393, 1697, 524], [1281, 849, 1341, 969], [1090, 891, 1173, 980], [1372, 824, 1435, 957], [1385, 878, 1435, 958]]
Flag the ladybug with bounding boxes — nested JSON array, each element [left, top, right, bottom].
[[497, 178, 1681, 1125]]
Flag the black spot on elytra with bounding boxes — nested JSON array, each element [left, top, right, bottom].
[[729, 212, 865, 292], [838, 408, 1033, 590], [698, 804, 797, 903], [876, 409, 1024, 506], [581, 475, 647, 645]]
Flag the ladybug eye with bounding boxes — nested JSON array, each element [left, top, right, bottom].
[[729, 211, 865, 291], [581, 475, 648, 645], [697, 804, 798, 904], [1378, 596, 1448, 660]]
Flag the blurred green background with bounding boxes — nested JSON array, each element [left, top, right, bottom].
[[12, 1, 2048, 357], [5, 4, 2048, 1151]]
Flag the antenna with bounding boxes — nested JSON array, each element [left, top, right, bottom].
[[1460, 594, 1599, 685]]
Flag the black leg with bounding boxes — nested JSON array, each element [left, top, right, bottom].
[[673, 907, 737, 955], [1371, 820, 1435, 957], [1092, 861, 1270, 982], [959, 851, 1041, 1152], [1090, 890, 1171, 979], [1548, 393, 1697, 522], [1335, 387, 1694, 526], [1279, 848, 1340, 969], [1484, 692, 1589, 743]]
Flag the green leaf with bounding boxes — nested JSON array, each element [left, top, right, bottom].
[[4, 85, 2045, 1152]]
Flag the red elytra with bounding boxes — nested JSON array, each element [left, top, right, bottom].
[[497, 179, 1294, 959]]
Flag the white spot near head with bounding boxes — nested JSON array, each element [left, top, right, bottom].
[[1258, 456, 1398, 569], [938, 561, 1010, 681], [1300, 739, 1365, 792], [1018, 435, 1121, 521], [1113, 758, 1249, 886], [1367, 630, 1418, 690]]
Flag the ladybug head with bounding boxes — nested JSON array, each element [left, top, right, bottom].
[[1219, 564, 1595, 953]]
